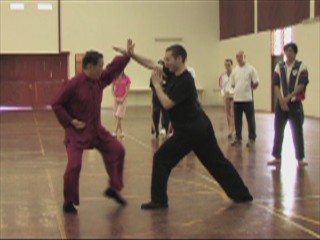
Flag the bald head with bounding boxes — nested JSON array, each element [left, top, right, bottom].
[[236, 50, 246, 66]]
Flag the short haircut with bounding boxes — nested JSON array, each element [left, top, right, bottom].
[[225, 59, 233, 65], [166, 44, 187, 63], [284, 42, 298, 54], [82, 50, 103, 69]]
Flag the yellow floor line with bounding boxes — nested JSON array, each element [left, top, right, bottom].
[[256, 203, 320, 238], [181, 219, 204, 227], [32, 112, 45, 156], [273, 207, 320, 226], [120, 132, 320, 237], [46, 169, 67, 239], [124, 133, 152, 150]]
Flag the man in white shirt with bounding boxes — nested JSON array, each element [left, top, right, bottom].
[[268, 42, 309, 167], [219, 59, 235, 139], [230, 51, 259, 147]]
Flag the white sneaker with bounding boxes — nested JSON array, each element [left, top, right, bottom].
[[160, 129, 166, 137]]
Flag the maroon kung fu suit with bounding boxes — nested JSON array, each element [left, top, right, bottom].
[[52, 55, 130, 205]]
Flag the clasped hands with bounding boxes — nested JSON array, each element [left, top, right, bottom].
[[151, 67, 164, 88], [280, 95, 292, 112]]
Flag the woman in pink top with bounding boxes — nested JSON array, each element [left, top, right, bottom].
[[112, 71, 131, 137]]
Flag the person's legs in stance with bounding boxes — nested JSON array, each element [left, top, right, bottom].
[[141, 132, 192, 210], [161, 107, 170, 136], [225, 97, 235, 139], [289, 102, 307, 166], [193, 124, 253, 202], [152, 101, 161, 138], [116, 117, 124, 137], [63, 144, 84, 214], [113, 101, 120, 136], [244, 102, 257, 147], [95, 131, 127, 206], [114, 100, 126, 138], [229, 98, 235, 137], [269, 102, 288, 165], [232, 102, 243, 146]]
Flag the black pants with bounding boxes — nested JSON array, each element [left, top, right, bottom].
[[234, 101, 256, 140], [151, 119, 252, 204], [272, 101, 304, 160], [152, 96, 169, 135]]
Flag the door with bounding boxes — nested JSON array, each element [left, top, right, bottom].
[[34, 53, 69, 107], [271, 55, 284, 112], [0, 55, 34, 106]]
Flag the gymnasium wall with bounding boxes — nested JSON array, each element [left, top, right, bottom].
[[217, 31, 272, 113], [0, 1, 319, 118], [59, 0, 220, 108], [293, 20, 320, 118], [218, 20, 320, 118], [0, 0, 59, 53]]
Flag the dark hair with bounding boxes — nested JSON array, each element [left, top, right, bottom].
[[225, 59, 233, 65], [157, 59, 165, 66], [166, 44, 187, 63], [284, 42, 298, 54], [82, 50, 103, 69]]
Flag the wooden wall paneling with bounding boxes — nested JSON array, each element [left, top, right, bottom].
[[315, 0, 320, 17], [258, 0, 310, 31], [220, 0, 254, 39]]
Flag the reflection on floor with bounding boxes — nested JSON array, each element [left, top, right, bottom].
[[0, 106, 319, 239]]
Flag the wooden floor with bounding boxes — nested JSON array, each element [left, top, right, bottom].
[[0, 106, 319, 239]]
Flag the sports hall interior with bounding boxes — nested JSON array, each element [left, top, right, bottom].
[[0, 1, 319, 239]]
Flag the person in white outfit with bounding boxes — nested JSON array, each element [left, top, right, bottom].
[[230, 51, 259, 147], [219, 59, 235, 139]]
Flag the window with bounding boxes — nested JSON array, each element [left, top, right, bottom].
[[10, 3, 24, 10], [271, 27, 293, 56], [37, 3, 53, 11]]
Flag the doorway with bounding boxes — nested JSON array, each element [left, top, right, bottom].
[[271, 55, 284, 112]]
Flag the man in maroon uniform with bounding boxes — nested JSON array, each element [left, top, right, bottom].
[[52, 40, 133, 214]]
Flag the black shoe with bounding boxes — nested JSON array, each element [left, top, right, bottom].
[[63, 202, 77, 214], [141, 201, 168, 210], [104, 188, 127, 206], [233, 195, 253, 203]]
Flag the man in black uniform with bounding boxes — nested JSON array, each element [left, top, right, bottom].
[[114, 44, 253, 210]]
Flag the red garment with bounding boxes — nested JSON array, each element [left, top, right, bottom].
[[52, 54, 130, 205], [64, 137, 125, 205], [52, 55, 130, 148]]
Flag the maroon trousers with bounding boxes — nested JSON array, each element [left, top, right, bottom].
[[63, 133, 125, 205]]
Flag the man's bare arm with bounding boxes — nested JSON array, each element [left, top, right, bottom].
[[113, 46, 161, 70]]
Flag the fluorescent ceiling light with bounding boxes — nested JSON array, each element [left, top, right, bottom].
[[10, 3, 25, 10], [38, 3, 53, 11]]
